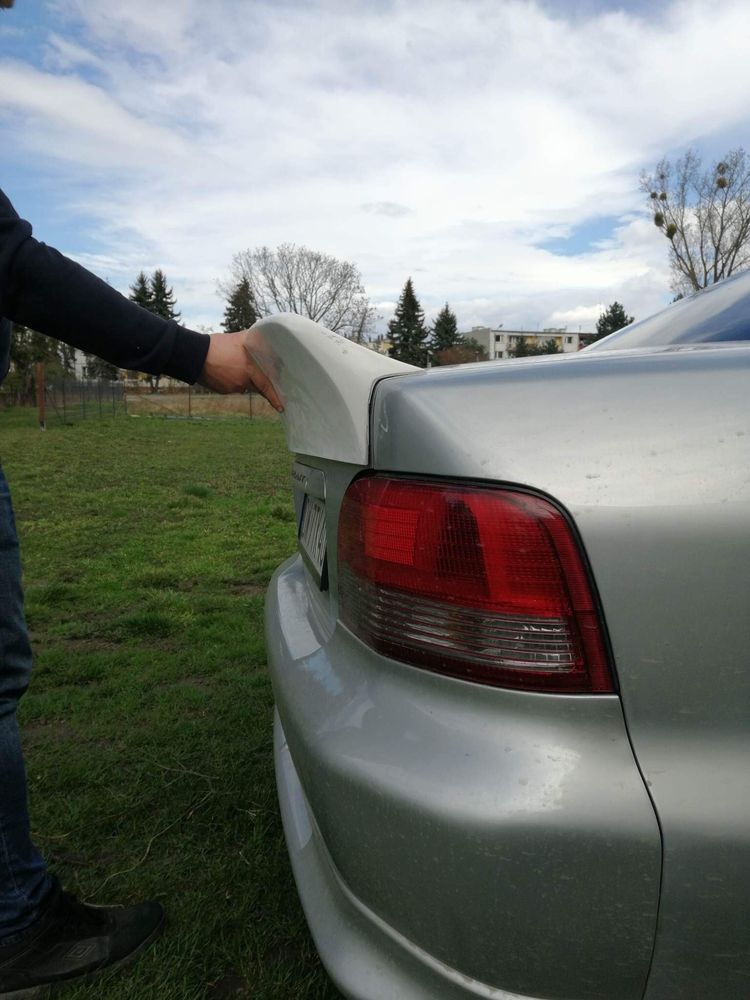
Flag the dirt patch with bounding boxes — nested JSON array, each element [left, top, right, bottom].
[[22, 719, 73, 745], [57, 637, 122, 653], [172, 675, 212, 689], [227, 583, 266, 597], [126, 392, 279, 420], [208, 974, 250, 999]]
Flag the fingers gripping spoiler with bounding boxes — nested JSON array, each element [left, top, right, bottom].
[[246, 314, 418, 464]]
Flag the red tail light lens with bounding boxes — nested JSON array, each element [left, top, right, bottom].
[[338, 477, 613, 693]]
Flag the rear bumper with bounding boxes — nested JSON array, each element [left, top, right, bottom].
[[266, 556, 661, 1000], [275, 710, 534, 1000]]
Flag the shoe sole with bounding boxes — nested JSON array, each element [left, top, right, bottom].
[[0, 911, 165, 999]]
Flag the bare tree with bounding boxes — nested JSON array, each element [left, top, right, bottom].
[[224, 244, 375, 341], [642, 148, 750, 294]]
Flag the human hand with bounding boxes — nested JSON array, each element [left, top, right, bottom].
[[198, 330, 284, 411]]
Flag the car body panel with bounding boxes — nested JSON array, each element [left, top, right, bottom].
[[257, 303, 750, 999], [267, 555, 661, 1000], [275, 708, 541, 1000], [588, 267, 750, 351], [371, 345, 750, 999]]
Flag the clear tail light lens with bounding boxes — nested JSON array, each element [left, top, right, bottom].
[[337, 476, 613, 693]]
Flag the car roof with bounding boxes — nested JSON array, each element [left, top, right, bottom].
[[589, 269, 750, 352]]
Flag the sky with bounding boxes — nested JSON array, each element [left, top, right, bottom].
[[2, 0, 750, 335]]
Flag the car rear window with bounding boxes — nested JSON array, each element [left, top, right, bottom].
[[588, 270, 750, 351]]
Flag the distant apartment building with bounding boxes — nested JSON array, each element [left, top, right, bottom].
[[465, 326, 595, 360]]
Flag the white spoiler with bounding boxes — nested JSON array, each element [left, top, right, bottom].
[[246, 313, 418, 465]]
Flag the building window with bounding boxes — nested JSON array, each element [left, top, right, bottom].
[[565, 336, 573, 344]]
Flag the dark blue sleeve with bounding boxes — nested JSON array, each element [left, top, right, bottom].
[[0, 188, 210, 384]]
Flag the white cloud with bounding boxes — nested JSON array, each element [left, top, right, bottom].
[[2, 0, 750, 330], [362, 202, 412, 218], [0, 60, 188, 168]]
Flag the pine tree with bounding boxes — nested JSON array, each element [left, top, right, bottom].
[[539, 338, 562, 355], [509, 336, 562, 358], [129, 270, 153, 310], [126, 269, 182, 387], [429, 303, 460, 364], [509, 336, 529, 358], [387, 278, 428, 367], [149, 269, 181, 323], [594, 302, 634, 342], [222, 277, 259, 332]]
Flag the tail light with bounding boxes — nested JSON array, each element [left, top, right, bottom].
[[337, 476, 613, 693]]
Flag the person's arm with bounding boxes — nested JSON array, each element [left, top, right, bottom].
[[1, 189, 208, 382], [0, 188, 282, 407]]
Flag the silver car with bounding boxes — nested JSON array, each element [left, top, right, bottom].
[[258, 272, 750, 1000]]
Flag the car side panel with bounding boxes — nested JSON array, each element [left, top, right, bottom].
[[267, 554, 660, 1000], [371, 346, 750, 998], [275, 709, 555, 1000]]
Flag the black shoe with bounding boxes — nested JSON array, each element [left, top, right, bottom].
[[0, 886, 164, 998]]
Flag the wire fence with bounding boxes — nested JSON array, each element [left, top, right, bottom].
[[0, 375, 126, 423], [0, 376, 277, 425], [124, 385, 273, 420], [50, 378, 127, 423]]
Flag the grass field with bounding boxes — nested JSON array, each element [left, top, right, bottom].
[[0, 408, 343, 1000]]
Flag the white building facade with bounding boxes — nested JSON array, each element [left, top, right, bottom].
[[465, 326, 594, 360]]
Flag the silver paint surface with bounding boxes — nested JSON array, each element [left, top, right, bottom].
[[371, 344, 750, 999], [264, 336, 749, 999]]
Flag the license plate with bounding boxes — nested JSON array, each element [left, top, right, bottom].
[[299, 494, 328, 588]]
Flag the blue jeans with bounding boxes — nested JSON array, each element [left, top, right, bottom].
[[0, 466, 53, 943]]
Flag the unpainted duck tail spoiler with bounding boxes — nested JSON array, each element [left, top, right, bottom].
[[245, 313, 418, 465]]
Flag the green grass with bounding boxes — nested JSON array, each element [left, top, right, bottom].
[[0, 411, 343, 1000]]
